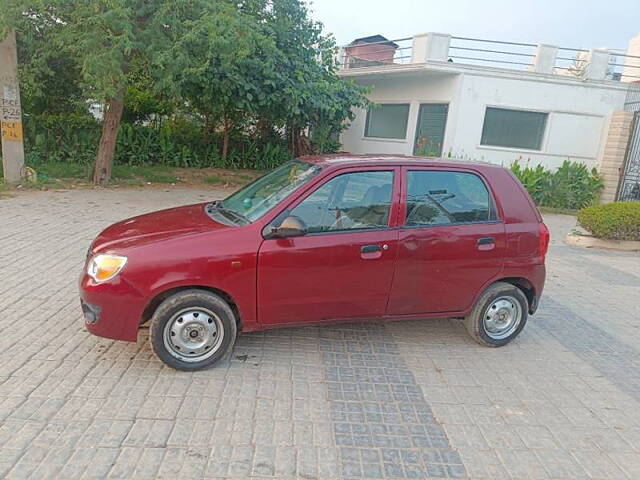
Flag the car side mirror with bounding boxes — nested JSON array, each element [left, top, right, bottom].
[[263, 215, 308, 239]]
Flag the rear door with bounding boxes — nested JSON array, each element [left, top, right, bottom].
[[387, 167, 505, 315]]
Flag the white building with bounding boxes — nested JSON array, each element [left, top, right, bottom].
[[338, 33, 639, 172]]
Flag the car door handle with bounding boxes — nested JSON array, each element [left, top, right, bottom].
[[477, 237, 495, 245], [477, 237, 496, 251], [361, 244, 382, 253]]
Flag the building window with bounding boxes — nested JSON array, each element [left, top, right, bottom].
[[480, 107, 548, 150], [364, 104, 410, 139]]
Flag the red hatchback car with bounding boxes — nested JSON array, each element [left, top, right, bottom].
[[80, 155, 549, 370]]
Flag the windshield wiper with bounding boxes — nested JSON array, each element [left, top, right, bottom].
[[220, 208, 249, 224], [207, 201, 250, 224]]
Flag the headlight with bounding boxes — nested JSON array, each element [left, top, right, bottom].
[[87, 254, 127, 283]]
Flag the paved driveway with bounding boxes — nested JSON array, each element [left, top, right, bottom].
[[0, 188, 639, 479]]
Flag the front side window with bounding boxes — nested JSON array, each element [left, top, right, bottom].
[[222, 161, 321, 222], [365, 104, 410, 139], [406, 170, 495, 226], [291, 171, 394, 233], [480, 107, 548, 150]]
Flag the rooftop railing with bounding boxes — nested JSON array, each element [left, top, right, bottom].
[[339, 33, 640, 84], [448, 36, 536, 71]]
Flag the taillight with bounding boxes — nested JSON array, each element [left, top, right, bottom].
[[539, 222, 550, 262]]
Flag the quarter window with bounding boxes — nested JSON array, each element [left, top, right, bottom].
[[365, 104, 410, 139], [480, 107, 548, 150], [291, 171, 394, 233], [405, 170, 495, 226]]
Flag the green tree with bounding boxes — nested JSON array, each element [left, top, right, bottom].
[[2, 0, 368, 177], [12, 15, 85, 116], [121, 57, 176, 125], [173, 0, 368, 158], [165, 2, 280, 159], [1, 0, 228, 184], [261, 0, 369, 154]]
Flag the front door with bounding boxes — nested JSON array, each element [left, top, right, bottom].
[[414, 103, 449, 156], [387, 167, 505, 315], [258, 168, 400, 325]]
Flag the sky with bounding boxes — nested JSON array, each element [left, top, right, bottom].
[[307, 0, 640, 51]]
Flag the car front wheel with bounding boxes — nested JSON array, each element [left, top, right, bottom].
[[150, 290, 237, 370], [464, 282, 528, 347]]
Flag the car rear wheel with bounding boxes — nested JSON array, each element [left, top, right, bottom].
[[150, 290, 237, 370], [464, 282, 528, 347]]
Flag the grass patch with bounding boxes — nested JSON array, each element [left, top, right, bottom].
[[0, 161, 90, 191], [203, 174, 225, 184], [111, 165, 179, 184], [538, 206, 579, 216], [35, 162, 89, 180], [0, 180, 13, 198], [0, 160, 260, 191]]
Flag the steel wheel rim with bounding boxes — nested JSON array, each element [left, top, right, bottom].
[[483, 296, 522, 340], [163, 307, 224, 362]]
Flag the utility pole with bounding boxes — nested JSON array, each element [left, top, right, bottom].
[[0, 31, 25, 183]]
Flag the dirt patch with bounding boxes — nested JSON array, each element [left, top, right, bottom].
[[173, 167, 261, 187], [566, 232, 640, 252]]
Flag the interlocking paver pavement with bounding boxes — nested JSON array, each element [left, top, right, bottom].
[[0, 188, 639, 479]]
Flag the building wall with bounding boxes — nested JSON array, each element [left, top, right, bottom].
[[340, 73, 459, 156], [452, 74, 627, 169], [340, 71, 628, 171]]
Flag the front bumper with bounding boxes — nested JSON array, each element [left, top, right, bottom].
[[81, 300, 101, 324], [79, 273, 146, 342]]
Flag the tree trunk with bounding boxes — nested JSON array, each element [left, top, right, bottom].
[[287, 122, 296, 156], [221, 114, 231, 160], [203, 113, 213, 144], [93, 89, 125, 186], [290, 124, 301, 157]]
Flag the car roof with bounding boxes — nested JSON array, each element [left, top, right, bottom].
[[297, 154, 505, 172]]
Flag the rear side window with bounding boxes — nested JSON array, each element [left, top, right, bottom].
[[405, 170, 496, 226]]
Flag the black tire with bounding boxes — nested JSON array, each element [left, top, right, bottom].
[[150, 289, 237, 371], [464, 282, 528, 347]]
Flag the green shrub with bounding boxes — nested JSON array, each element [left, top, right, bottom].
[[510, 159, 603, 210], [510, 161, 551, 205], [23, 114, 292, 171], [23, 113, 100, 165], [577, 202, 640, 241], [414, 136, 443, 157]]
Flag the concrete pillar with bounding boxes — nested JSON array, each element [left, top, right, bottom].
[[599, 111, 634, 203], [532, 44, 558, 74], [622, 33, 640, 83], [412, 33, 451, 63], [0, 32, 25, 183], [584, 49, 610, 80], [337, 47, 347, 69]]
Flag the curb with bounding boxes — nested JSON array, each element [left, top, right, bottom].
[[565, 233, 640, 252]]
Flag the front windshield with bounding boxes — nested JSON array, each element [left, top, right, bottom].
[[221, 160, 322, 223]]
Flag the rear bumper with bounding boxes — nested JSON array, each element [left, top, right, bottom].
[[529, 264, 546, 315], [79, 273, 145, 342], [529, 294, 540, 315]]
